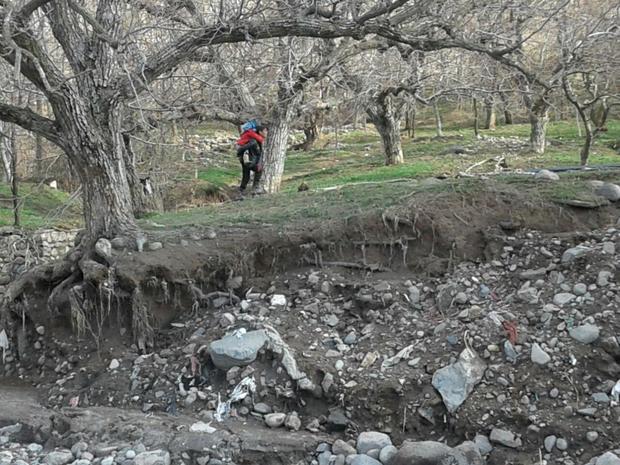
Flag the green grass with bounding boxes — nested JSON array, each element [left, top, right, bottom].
[[0, 183, 81, 229], [197, 120, 619, 193], [4, 118, 619, 231], [143, 170, 619, 232]]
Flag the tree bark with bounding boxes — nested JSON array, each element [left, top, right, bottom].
[[53, 96, 139, 240], [367, 95, 404, 165], [405, 104, 416, 139], [580, 121, 593, 166], [35, 99, 44, 179], [433, 100, 444, 137], [484, 98, 496, 130], [0, 122, 11, 183], [260, 111, 293, 193], [529, 98, 549, 154], [10, 126, 19, 227]]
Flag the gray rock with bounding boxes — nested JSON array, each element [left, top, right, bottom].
[[595, 183, 620, 201], [432, 348, 487, 413], [253, 403, 272, 414], [389, 440, 483, 465], [356, 432, 392, 455], [94, 238, 112, 259], [408, 286, 420, 304], [586, 431, 599, 443], [569, 324, 600, 344], [561, 246, 591, 264], [134, 450, 170, 465], [327, 409, 349, 431], [503, 341, 518, 363], [379, 445, 398, 464], [285, 413, 301, 431], [490, 428, 522, 448], [264, 413, 286, 428], [595, 452, 620, 465], [592, 392, 610, 404], [147, 241, 163, 251], [573, 283, 588, 295], [556, 438, 568, 451], [544, 435, 557, 452], [332, 439, 356, 456], [517, 286, 539, 304], [209, 330, 267, 369], [531, 343, 551, 365], [553, 292, 575, 306], [44, 451, 74, 465], [598, 270, 613, 286], [535, 169, 560, 181], [317, 451, 333, 465], [436, 284, 457, 311], [321, 373, 335, 394], [350, 456, 382, 465], [474, 434, 493, 455]]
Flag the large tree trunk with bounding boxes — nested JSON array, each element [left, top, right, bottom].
[[367, 96, 404, 165], [529, 98, 550, 154], [260, 112, 292, 193], [484, 98, 496, 130], [53, 98, 139, 240]]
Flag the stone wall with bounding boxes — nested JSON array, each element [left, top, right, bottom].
[[0, 227, 79, 295]]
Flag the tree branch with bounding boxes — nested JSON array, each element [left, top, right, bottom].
[[0, 102, 64, 148]]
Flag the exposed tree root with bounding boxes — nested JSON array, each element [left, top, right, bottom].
[[301, 256, 391, 272]]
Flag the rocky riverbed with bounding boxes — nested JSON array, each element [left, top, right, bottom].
[[1, 218, 620, 464]]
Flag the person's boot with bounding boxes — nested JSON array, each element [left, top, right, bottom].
[[236, 187, 246, 200]]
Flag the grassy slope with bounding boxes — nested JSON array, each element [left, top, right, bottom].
[[1, 119, 618, 230], [0, 183, 80, 229], [198, 120, 620, 192]]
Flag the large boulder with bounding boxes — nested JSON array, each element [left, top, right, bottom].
[[595, 183, 620, 201], [209, 330, 268, 370], [390, 441, 483, 465]]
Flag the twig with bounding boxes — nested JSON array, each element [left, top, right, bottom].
[[453, 212, 469, 226]]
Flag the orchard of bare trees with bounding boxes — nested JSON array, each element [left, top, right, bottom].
[[0, 0, 616, 242]]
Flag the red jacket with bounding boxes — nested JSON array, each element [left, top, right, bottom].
[[236, 130, 264, 146]]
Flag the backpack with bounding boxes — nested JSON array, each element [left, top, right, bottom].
[[240, 120, 257, 133]]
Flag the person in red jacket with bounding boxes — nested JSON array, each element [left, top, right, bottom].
[[235, 124, 267, 195]]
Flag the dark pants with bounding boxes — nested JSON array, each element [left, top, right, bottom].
[[237, 140, 263, 191]]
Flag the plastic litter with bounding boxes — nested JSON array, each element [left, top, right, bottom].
[[214, 376, 256, 422], [190, 421, 216, 433], [381, 345, 415, 370]]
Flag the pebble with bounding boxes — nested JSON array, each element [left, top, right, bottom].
[[531, 343, 551, 365], [544, 435, 557, 452], [264, 413, 286, 428], [569, 324, 600, 344]]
